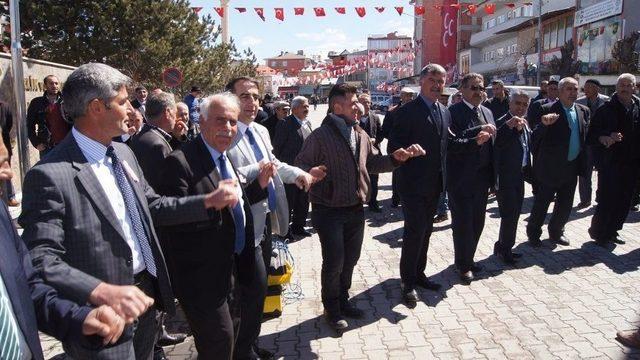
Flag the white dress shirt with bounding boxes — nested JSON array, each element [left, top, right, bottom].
[[72, 128, 146, 274]]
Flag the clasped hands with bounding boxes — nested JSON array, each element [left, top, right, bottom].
[[476, 124, 497, 145], [599, 132, 623, 148], [391, 144, 427, 162], [506, 116, 528, 132]]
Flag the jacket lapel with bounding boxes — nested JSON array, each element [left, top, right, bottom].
[[232, 130, 255, 164], [196, 137, 222, 189]]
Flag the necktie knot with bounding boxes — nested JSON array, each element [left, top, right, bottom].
[[219, 153, 227, 165], [106, 145, 116, 160], [245, 127, 256, 144]]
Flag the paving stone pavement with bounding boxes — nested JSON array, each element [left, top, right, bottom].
[[38, 105, 640, 359]]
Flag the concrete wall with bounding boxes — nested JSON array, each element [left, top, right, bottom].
[[0, 53, 76, 193]]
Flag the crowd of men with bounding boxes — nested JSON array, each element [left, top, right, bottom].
[[0, 60, 639, 360]]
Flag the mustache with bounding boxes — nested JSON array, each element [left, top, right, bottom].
[[215, 130, 234, 138]]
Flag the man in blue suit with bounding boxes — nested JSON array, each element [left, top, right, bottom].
[[0, 135, 126, 359]]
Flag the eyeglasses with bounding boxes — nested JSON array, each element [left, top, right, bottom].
[[468, 85, 486, 92]]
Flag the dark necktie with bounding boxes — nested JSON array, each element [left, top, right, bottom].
[[432, 102, 441, 126], [106, 146, 157, 277], [473, 107, 487, 126], [218, 154, 246, 254], [0, 281, 23, 360], [245, 127, 276, 211]]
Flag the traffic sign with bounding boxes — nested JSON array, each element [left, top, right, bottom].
[[162, 67, 183, 88]]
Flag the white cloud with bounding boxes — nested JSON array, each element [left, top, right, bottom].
[[382, 19, 414, 37], [240, 35, 263, 47]]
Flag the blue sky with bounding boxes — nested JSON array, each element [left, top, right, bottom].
[[190, 0, 416, 64]]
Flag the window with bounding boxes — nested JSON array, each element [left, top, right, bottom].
[[550, 22, 558, 49], [544, 25, 551, 50], [497, 14, 506, 25], [512, 44, 518, 54], [491, 50, 496, 60], [565, 16, 574, 44], [514, 7, 523, 17], [523, 5, 533, 17], [282, 60, 287, 67], [558, 18, 566, 46], [507, 11, 514, 20], [497, 47, 504, 57]]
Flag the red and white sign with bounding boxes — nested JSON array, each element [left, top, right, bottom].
[[162, 67, 183, 88]]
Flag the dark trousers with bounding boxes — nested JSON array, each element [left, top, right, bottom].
[[391, 169, 399, 204], [399, 185, 441, 287], [495, 179, 525, 256], [578, 149, 594, 203], [311, 204, 365, 315], [285, 183, 309, 230], [235, 244, 268, 360], [449, 173, 491, 272], [174, 257, 240, 360], [590, 159, 640, 240], [368, 174, 379, 206], [527, 172, 578, 240], [64, 271, 159, 360]]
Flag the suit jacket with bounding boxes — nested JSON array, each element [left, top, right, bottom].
[[532, 101, 590, 186], [446, 102, 496, 192], [494, 112, 532, 189], [131, 98, 143, 110], [261, 114, 280, 140], [527, 98, 554, 129], [360, 112, 383, 148], [273, 115, 307, 165], [0, 203, 94, 360], [388, 96, 449, 196], [129, 124, 173, 191], [18, 134, 211, 315], [576, 94, 609, 117], [160, 136, 263, 305], [228, 122, 304, 242], [0, 101, 13, 157]]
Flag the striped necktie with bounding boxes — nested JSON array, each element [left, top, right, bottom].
[[0, 278, 23, 360]]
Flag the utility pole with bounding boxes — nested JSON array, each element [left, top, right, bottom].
[[8, 0, 30, 182], [536, 0, 543, 86], [221, 0, 230, 44]]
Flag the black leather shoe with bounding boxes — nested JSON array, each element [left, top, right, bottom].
[[157, 331, 187, 347], [459, 271, 474, 285], [324, 311, 348, 331], [254, 347, 275, 360], [576, 201, 591, 210], [153, 347, 168, 360], [528, 238, 542, 248], [497, 253, 518, 265], [416, 277, 442, 291], [470, 264, 484, 274], [511, 252, 523, 259], [368, 202, 382, 213], [401, 286, 419, 303], [391, 200, 400, 208], [292, 228, 312, 237], [341, 302, 364, 319], [595, 239, 611, 248], [551, 235, 570, 246], [433, 214, 448, 223]]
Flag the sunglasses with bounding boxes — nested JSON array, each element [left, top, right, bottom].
[[468, 85, 486, 91]]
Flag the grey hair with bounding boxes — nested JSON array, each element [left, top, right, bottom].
[[176, 101, 189, 112], [558, 77, 578, 90], [199, 92, 241, 122], [145, 92, 176, 121], [509, 88, 531, 103], [617, 73, 637, 85], [460, 73, 484, 88], [420, 63, 447, 78], [62, 63, 131, 120], [291, 96, 308, 109]]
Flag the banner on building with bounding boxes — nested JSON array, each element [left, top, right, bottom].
[[440, 0, 458, 76]]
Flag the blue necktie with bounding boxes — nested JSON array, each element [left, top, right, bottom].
[[218, 154, 246, 254], [106, 146, 157, 277], [245, 127, 276, 211]]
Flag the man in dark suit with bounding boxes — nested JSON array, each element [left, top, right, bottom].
[[131, 86, 148, 113], [447, 73, 497, 284], [129, 92, 177, 191], [493, 90, 532, 265], [483, 79, 510, 120], [527, 80, 559, 129], [261, 101, 290, 140], [532, 80, 548, 103], [19, 63, 238, 360], [161, 93, 268, 359], [388, 64, 449, 303], [358, 93, 385, 212], [380, 87, 417, 207], [26, 75, 71, 158], [114, 108, 144, 145], [587, 74, 640, 246], [273, 96, 314, 237], [0, 134, 128, 359], [527, 77, 590, 247]]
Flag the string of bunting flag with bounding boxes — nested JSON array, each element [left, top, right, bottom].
[[191, 2, 534, 20]]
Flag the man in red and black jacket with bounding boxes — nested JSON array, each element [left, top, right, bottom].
[[26, 75, 72, 158]]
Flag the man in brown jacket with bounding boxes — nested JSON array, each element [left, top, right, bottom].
[[295, 83, 425, 332]]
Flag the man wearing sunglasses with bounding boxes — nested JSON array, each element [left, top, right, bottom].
[[447, 73, 497, 284]]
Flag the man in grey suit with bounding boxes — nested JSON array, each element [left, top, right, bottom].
[[576, 79, 609, 208], [19, 63, 242, 360], [225, 77, 325, 360]]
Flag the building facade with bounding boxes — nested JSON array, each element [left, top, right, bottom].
[[367, 32, 413, 93], [264, 51, 312, 77]]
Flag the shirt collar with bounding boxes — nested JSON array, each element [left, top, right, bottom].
[[201, 134, 224, 163], [419, 94, 434, 109], [293, 115, 306, 125], [149, 124, 172, 141], [237, 121, 250, 136], [463, 99, 478, 110], [72, 127, 109, 163], [562, 102, 576, 112]]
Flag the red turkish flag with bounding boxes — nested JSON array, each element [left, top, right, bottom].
[[294, 7, 304, 15], [255, 8, 265, 21], [235, 7, 246, 13], [394, 6, 404, 15], [415, 6, 425, 15], [355, 7, 366, 17], [467, 4, 477, 14], [505, 3, 516, 8], [335, 7, 346, 14], [275, 8, 284, 21], [214, 7, 224, 17], [314, 8, 326, 17], [375, 7, 385, 13], [484, 3, 496, 14], [191, 7, 203, 14]]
